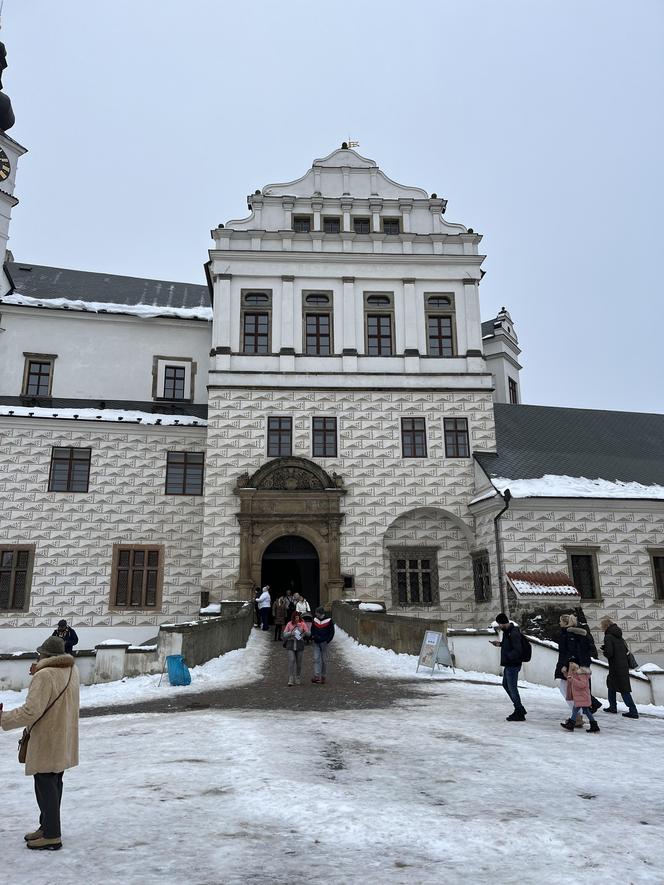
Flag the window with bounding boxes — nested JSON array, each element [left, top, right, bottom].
[[508, 377, 519, 404], [48, 447, 91, 492], [268, 417, 292, 457], [364, 294, 394, 356], [241, 291, 272, 353], [305, 313, 331, 355], [111, 545, 163, 609], [401, 418, 427, 458], [426, 294, 456, 357], [382, 218, 400, 235], [323, 217, 341, 234], [0, 545, 35, 611], [648, 549, 664, 600], [566, 548, 601, 600], [472, 552, 492, 603], [293, 216, 311, 233], [22, 353, 56, 397], [343, 574, 355, 590], [244, 293, 269, 305], [305, 294, 330, 305], [390, 548, 439, 606], [353, 217, 370, 234], [444, 418, 470, 458], [165, 451, 204, 495], [163, 365, 186, 400], [312, 417, 337, 457]]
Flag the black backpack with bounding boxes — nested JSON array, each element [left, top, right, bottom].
[[520, 632, 533, 662]]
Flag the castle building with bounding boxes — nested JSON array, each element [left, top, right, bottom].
[[1, 66, 663, 661]]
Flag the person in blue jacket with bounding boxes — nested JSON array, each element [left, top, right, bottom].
[[310, 607, 335, 684], [490, 612, 527, 721], [52, 620, 78, 655]]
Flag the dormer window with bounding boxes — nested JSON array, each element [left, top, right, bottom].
[[323, 217, 341, 234], [293, 216, 312, 233], [382, 218, 400, 236], [153, 357, 195, 401]]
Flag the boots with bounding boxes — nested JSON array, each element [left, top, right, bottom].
[[603, 707, 617, 713], [24, 828, 43, 842], [311, 675, 321, 683], [320, 676, 326, 684], [622, 711, 639, 719], [560, 719, 576, 731], [26, 836, 62, 851], [587, 721, 600, 733]]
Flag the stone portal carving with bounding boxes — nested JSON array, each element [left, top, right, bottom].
[[234, 457, 345, 604]]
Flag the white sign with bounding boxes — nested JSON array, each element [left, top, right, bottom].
[[416, 630, 454, 675]]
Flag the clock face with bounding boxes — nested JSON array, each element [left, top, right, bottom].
[[0, 148, 10, 182]]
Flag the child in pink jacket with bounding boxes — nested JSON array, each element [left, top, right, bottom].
[[561, 659, 600, 733]]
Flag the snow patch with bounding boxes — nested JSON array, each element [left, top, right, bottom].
[[0, 405, 207, 426], [358, 603, 384, 612], [492, 474, 664, 500], [1, 291, 212, 322]]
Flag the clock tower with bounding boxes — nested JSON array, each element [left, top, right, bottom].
[[0, 37, 27, 296]]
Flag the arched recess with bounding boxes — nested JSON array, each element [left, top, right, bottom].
[[234, 457, 345, 605]]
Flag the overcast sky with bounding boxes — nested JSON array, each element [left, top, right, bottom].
[[4, 1, 663, 413]]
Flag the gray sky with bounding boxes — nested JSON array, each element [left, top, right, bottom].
[[4, 0, 663, 413]]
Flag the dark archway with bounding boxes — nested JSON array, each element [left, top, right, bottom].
[[261, 535, 320, 612]]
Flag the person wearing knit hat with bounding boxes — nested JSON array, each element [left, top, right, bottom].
[[0, 633, 80, 850], [51, 620, 79, 655]]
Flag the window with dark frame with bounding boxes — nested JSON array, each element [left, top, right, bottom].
[[427, 316, 454, 357], [312, 417, 337, 457], [323, 217, 341, 234], [569, 552, 599, 599], [48, 447, 91, 492], [0, 546, 34, 611], [383, 218, 400, 235], [390, 549, 439, 606], [508, 377, 519, 404], [444, 418, 470, 458], [305, 313, 331, 355], [652, 555, 664, 600], [163, 365, 186, 400], [267, 417, 292, 457], [366, 314, 393, 355], [293, 216, 311, 233], [353, 217, 370, 234], [472, 552, 492, 602], [243, 312, 270, 354], [25, 360, 52, 396], [112, 547, 162, 609], [165, 451, 204, 495], [401, 417, 427, 458]]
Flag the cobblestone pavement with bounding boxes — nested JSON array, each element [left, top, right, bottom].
[[81, 628, 435, 718]]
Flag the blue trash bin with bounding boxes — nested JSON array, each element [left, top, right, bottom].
[[166, 654, 191, 686]]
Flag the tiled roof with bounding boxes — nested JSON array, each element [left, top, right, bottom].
[[507, 571, 579, 597]]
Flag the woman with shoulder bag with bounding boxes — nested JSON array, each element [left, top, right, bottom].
[[600, 616, 639, 719], [282, 611, 310, 687]]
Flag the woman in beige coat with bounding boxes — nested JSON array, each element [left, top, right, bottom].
[[0, 634, 80, 850]]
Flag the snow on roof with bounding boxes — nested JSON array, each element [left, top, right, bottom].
[[492, 474, 664, 500], [1, 291, 213, 322], [0, 405, 207, 426], [507, 571, 580, 597]]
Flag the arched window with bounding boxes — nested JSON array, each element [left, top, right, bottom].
[[243, 293, 269, 305], [305, 294, 330, 305], [427, 296, 451, 309], [366, 295, 391, 307]]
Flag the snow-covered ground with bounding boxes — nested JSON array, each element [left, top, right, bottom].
[[1, 633, 663, 885]]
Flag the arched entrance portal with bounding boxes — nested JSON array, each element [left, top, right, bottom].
[[261, 536, 320, 611]]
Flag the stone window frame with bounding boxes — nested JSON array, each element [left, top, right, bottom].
[[322, 216, 341, 234], [48, 446, 92, 493], [311, 415, 338, 458], [472, 550, 492, 603], [240, 289, 273, 354], [152, 355, 196, 402], [165, 451, 205, 496], [443, 416, 471, 458], [267, 415, 293, 458], [353, 217, 371, 234], [647, 547, 664, 601], [565, 545, 602, 601], [293, 215, 312, 233], [508, 377, 519, 404], [22, 352, 57, 398], [401, 417, 427, 458], [302, 290, 334, 355], [388, 546, 440, 607], [424, 293, 457, 358], [363, 292, 395, 356], [0, 543, 36, 612], [109, 543, 165, 611], [382, 217, 401, 236]]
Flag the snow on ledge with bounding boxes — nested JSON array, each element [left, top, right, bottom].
[[0, 405, 207, 426], [358, 603, 385, 612], [492, 474, 664, 500], [1, 292, 213, 322]]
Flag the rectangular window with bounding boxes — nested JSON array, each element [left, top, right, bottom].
[[382, 218, 400, 235], [567, 549, 600, 600], [366, 315, 393, 355], [23, 355, 56, 397], [305, 313, 331, 355], [427, 316, 454, 357], [444, 418, 470, 458], [390, 548, 439, 606], [353, 217, 370, 234], [268, 417, 292, 457], [111, 545, 163, 609], [293, 216, 311, 233], [472, 552, 492, 603], [312, 417, 337, 458], [243, 312, 270, 354], [508, 377, 519, 404], [323, 217, 341, 234], [0, 545, 35, 611], [163, 365, 186, 400], [165, 451, 204, 495], [48, 447, 91, 492], [401, 417, 427, 458], [652, 554, 664, 600]]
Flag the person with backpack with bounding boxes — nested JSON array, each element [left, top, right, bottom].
[[52, 619, 79, 655], [310, 606, 335, 684], [490, 612, 528, 721]]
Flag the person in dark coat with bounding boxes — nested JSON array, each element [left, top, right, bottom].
[[51, 620, 78, 655], [600, 617, 639, 718], [555, 613, 601, 725], [490, 613, 527, 721], [310, 607, 335, 684]]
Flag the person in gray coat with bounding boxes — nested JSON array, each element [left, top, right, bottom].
[[600, 617, 639, 719]]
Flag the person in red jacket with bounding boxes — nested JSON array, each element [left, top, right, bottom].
[[310, 607, 335, 684]]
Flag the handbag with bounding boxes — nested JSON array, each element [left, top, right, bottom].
[[17, 668, 72, 764]]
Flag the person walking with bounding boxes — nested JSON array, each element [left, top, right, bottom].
[[52, 619, 79, 655], [282, 611, 310, 686], [490, 612, 527, 721], [257, 585, 271, 631], [600, 617, 639, 719], [555, 613, 601, 727], [0, 635, 80, 850], [272, 592, 288, 642], [560, 659, 600, 733], [310, 606, 335, 684]]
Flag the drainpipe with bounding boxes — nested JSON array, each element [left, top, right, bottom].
[[493, 488, 512, 615]]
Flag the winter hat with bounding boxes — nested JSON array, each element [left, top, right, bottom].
[[36, 635, 66, 657]]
